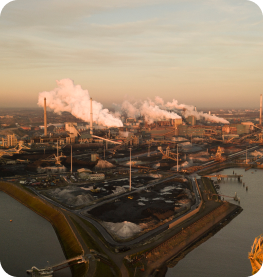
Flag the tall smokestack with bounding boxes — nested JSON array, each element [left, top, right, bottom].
[[90, 97, 93, 135], [260, 94, 262, 125], [44, 97, 47, 136]]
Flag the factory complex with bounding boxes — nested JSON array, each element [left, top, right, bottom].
[[0, 94, 263, 276]]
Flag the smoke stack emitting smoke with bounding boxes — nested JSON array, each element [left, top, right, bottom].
[[38, 79, 123, 127], [38, 79, 229, 127], [90, 97, 93, 135], [44, 97, 47, 136]]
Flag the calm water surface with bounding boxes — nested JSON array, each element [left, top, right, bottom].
[[166, 167, 263, 277], [0, 192, 71, 277]]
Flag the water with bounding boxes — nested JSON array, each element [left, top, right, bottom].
[[166, 168, 263, 277], [0, 192, 71, 277]]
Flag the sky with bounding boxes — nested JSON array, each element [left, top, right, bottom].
[[0, 0, 263, 109]]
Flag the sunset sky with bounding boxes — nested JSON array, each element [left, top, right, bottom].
[[0, 0, 263, 109]]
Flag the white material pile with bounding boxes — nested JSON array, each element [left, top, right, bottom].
[[113, 186, 126, 194], [171, 160, 193, 170], [149, 173, 162, 178], [94, 159, 116, 169], [137, 197, 149, 202], [172, 137, 188, 142], [103, 221, 141, 239], [160, 186, 176, 193], [77, 168, 92, 173], [152, 163, 160, 169], [251, 150, 263, 157], [48, 187, 94, 206]]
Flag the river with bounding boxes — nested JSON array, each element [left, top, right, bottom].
[[166, 167, 263, 277], [0, 192, 71, 277]]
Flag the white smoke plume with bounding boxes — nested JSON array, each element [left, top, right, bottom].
[[38, 79, 123, 127], [165, 98, 229, 124], [120, 98, 182, 123], [154, 96, 164, 106], [121, 100, 140, 118], [120, 97, 228, 124], [140, 100, 181, 123]]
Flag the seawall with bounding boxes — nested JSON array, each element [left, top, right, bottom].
[[0, 181, 86, 276]]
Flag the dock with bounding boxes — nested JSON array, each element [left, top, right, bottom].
[[203, 174, 243, 181]]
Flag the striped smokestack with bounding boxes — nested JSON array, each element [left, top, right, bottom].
[[44, 97, 47, 136], [260, 94, 262, 125], [90, 97, 93, 135]]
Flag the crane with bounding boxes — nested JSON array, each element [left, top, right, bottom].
[[157, 146, 180, 162], [111, 136, 135, 153], [249, 234, 263, 275]]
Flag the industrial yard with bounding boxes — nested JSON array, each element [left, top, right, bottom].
[[87, 177, 194, 240], [1, 98, 263, 277]]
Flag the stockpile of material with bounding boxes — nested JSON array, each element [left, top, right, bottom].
[[48, 187, 94, 206], [103, 221, 141, 239], [94, 159, 115, 169], [251, 150, 263, 157]]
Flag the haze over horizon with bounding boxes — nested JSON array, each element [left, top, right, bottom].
[[1, 0, 263, 109]]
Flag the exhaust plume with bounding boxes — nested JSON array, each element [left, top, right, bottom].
[[121, 98, 181, 123], [165, 99, 229, 124], [140, 100, 181, 123], [120, 97, 228, 124], [37, 79, 123, 127]]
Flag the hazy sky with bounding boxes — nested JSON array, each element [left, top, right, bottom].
[[0, 0, 263, 109]]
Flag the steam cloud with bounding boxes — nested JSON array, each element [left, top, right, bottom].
[[165, 99, 229, 124], [120, 97, 228, 124], [38, 79, 229, 126], [37, 79, 123, 127], [120, 99, 181, 124]]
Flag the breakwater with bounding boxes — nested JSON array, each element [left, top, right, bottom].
[[0, 181, 86, 277]]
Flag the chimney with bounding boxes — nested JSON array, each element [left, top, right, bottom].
[[44, 97, 47, 136], [90, 97, 93, 135], [260, 94, 262, 125]]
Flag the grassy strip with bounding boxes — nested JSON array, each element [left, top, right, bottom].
[[71, 262, 89, 277], [201, 177, 217, 194], [70, 216, 105, 254], [79, 217, 109, 246], [0, 181, 84, 277], [70, 217, 121, 277]]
